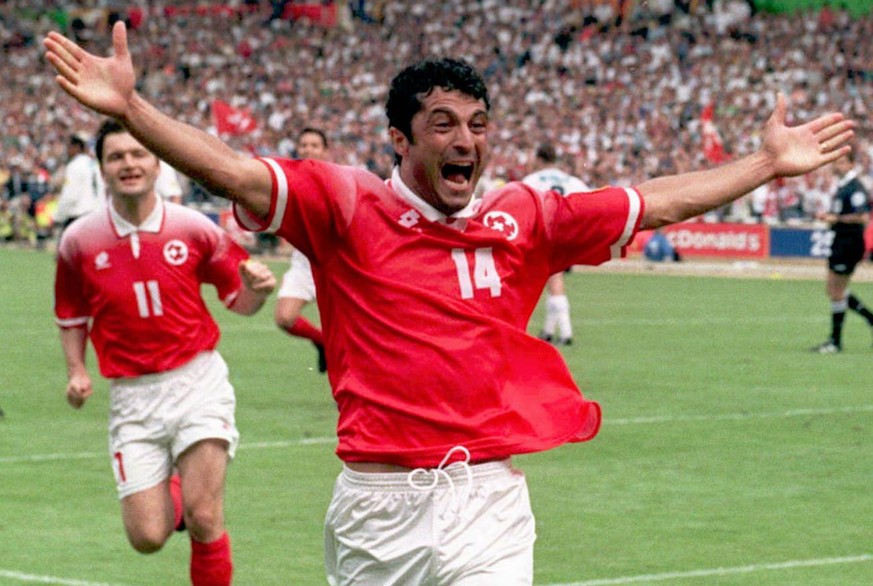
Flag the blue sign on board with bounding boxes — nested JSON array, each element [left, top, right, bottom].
[[769, 227, 832, 258]]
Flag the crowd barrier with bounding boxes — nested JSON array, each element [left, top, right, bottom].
[[630, 222, 873, 259]]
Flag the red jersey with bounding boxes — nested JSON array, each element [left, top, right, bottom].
[[55, 198, 249, 378], [236, 160, 643, 467]]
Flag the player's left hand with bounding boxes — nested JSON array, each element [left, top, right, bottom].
[[762, 93, 855, 178], [239, 259, 276, 295], [66, 372, 93, 409]]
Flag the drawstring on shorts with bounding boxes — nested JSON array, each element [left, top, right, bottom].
[[406, 446, 473, 515]]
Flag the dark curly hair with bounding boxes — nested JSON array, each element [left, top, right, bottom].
[[386, 58, 490, 163], [94, 118, 127, 164]]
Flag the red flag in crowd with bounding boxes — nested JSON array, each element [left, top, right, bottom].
[[282, 2, 338, 27], [700, 102, 729, 164], [211, 100, 257, 136]]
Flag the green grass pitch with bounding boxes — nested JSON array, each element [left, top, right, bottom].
[[1, 246, 871, 585]]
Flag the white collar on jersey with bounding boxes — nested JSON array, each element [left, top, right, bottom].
[[837, 167, 859, 189], [109, 195, 164, 237], [390, 166, 478, 223]]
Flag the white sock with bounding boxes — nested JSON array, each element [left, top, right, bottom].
[[542, 295, 561, 336], [551, 295, 572, 339]]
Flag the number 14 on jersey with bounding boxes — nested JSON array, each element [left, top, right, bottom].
[[451, 248, 502, 299]]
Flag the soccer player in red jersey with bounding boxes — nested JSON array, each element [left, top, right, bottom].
[[46, 23, 854, 585], [53, 119, 276, 586]]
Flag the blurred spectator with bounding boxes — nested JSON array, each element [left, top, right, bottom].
[[10, 194, 36, 245], [644, 228, 682, 262], [0, 199, 13, 242], [3, 156, 30, 201]]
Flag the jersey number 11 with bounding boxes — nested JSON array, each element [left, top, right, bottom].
[[133, 280, 164, 318]]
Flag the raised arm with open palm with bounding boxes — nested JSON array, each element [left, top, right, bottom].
[[44, 21, 273, 216], [638, 93, 854, 229]]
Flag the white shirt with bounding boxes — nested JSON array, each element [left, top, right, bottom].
[[521, 167, 589, 196], [154, 160, 184, 201], [56, 152, 100, 223]]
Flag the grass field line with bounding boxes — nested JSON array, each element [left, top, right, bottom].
[[3, 404, 871, 466], [580, 315, 824, 326], [2, 554, 870, 586], [0, 569, 128, 586], [546, 553, 873, 586], [608, 404, 873, 426]]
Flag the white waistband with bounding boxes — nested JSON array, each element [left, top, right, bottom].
[[110, 351, 219, 388], [340, 458, 512, 491]]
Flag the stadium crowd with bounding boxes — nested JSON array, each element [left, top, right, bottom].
[[1, 0, 872, 245]]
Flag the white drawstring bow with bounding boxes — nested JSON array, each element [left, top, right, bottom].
[[406, 446, 473, 515]]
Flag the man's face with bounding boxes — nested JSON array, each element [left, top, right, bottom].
[[392, 88, 490, 215], [296, 132, 328, 161], [100, 132, 160, 201], [833, 154, 853, 176]]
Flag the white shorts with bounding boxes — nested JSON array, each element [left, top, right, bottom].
[[324, 459, 536, 586], [108, 351, 239, 499], [278, 249, 315, 301]]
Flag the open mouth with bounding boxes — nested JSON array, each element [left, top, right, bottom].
[[441, 163, 473, 185]]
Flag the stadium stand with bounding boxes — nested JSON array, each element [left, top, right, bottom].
[[1, 0, 871, 245]]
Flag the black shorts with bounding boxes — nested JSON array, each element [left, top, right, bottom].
[[828, 235, 865, 275]]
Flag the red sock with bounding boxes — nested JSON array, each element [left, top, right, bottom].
[[169, 474, 184, 531], [190, 532, 233, 586], [285, 316, 324, 345]]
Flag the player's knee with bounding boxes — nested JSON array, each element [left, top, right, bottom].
[[275, 313, 300, 331], [127, 528, 169, 554], [185, 504, 223, 542]]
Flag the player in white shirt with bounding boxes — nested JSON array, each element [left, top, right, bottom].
[[155, 159, 185, 204], [522, 143, 589, 345], [54, 133, 100, 230]]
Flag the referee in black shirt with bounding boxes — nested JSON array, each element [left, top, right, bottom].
[[812, 151, 873, 353]]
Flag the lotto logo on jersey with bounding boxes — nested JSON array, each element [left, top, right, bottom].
[[94, 251, 111, 271], [482, 211, 519, 241], [398, 209, 421, 228], [163, 240, 189, 266]]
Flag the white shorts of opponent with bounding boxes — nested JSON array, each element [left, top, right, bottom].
[[107, 350, 239, 499], [324, 448, 536, 586], [278, 249, 316, 301]]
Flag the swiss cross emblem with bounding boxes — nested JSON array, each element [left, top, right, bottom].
[[482, 211, 519, 241], [163, 239, 189, 266]]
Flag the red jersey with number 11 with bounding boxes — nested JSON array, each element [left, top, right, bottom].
[[236, 159, 643, 468], [55, 199, 249, 378]]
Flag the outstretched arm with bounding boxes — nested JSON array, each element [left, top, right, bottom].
[[44, 21, 272, 217], [639, 94, 854, 230]]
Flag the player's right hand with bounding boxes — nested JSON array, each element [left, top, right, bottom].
[[66, 373, 93, 409], [43, 21, 136, 120], [239, 259, 277, 296]]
